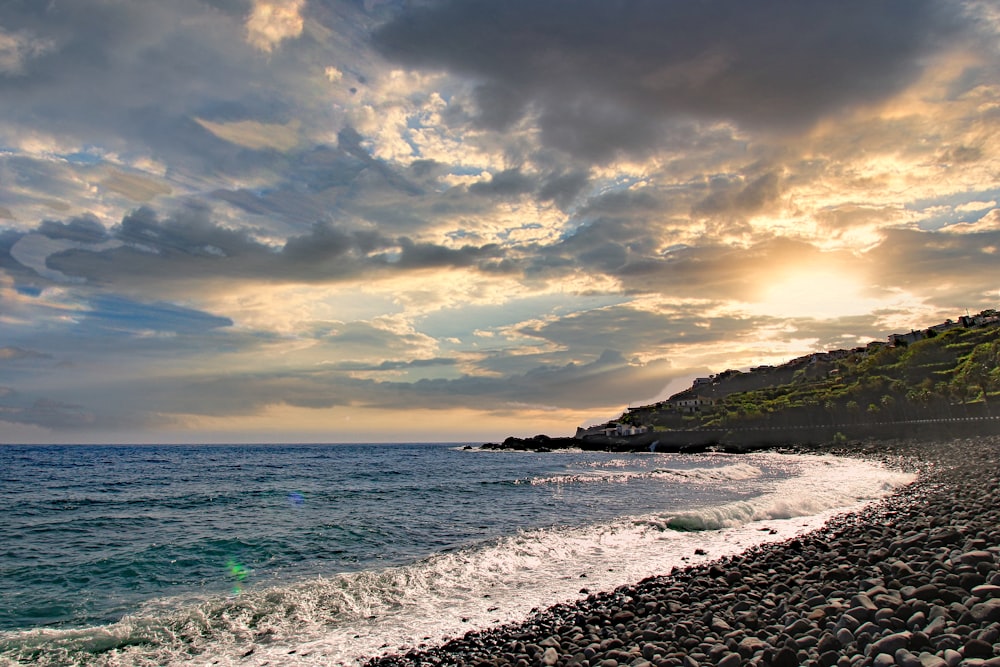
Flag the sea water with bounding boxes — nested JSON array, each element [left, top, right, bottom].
[[0, 443, 913, 666]]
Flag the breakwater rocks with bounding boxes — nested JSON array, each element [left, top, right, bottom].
[[366, 438, 1000, 667]]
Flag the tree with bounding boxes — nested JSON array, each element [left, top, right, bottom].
[[955, 341, 1000, 415]]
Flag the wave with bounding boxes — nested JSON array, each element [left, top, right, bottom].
[[0, 454, 913, 667], [651, 454, 911, 531], [515, 460, 763, 486]]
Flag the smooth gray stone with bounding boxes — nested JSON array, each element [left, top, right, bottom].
[[969, 599, 1000, 624], [717, 653, 740, 667], [917, 652, 947, 667], [962, 637, 994, 659], [959, 551, 995, 566], [868, 632, 911, 657], [893, 648, 921, 667], [971, 584, 1000, 598], [941, 648, 962, 667], [837, 627, 856, 647]]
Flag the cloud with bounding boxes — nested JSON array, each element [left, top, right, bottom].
[[0, 26, 54, 75], [245, 0, 306, 53], [195, 118, 302, 152], [101, 169, 173, 203], [0, 346, 51, 361], [693, 171, 784, 218], [83, 295, 233, 334], [864, 227, 1000, 307], [6, 205, 505, 294], [1, 398, 96, 429], [373, 0, 966, 161]]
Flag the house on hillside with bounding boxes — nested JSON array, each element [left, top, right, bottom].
[[666, 391, 717, 414], [575, 422, 649, 439], [961, 310, 1000, 327], [889, 330, 925, 346], [928, 319, 960, 335]]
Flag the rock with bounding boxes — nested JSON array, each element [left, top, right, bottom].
[[867, 632, 911, 657], [818, 649, 839, 667], [959, 551, 995, 566], [540, 646, 559, 665], [894, 649, 921, 667], [784, 618, 813, 635], [710, 617, 733, 633], [942, 649, 962, 667], [611, 610, 635, 624], [911, 585, 940, 602], [971, 585, 1000, 599], [872, 654, 896, 667], [772, 647, 799, 667], [969, 599, 1000, 624], [917, 652, 947, 667], [836, 627, 855, 647], [717, 653, 740, 667], [853, 594, 879, 611], [816, 632, 839, 653], [963, 637, 994, 659], [737, 636, 769, 657]]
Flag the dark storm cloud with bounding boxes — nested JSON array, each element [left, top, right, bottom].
[[537, 170, 590, 210], [209, 133, 548, 235], [693, 171, 784, 218], [374, 0, 964, 161], [0, 0, 343, 174], [468, 169, 536, 197], [32, 205, 503, 287], [37, 215, 111, 244]]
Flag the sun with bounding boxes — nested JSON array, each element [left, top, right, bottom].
[[748, 268, 883, 320]]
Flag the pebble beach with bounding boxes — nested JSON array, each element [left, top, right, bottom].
[[365, 437, 1000, 667]]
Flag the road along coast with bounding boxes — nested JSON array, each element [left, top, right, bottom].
[[366, 437, 1000, 667]]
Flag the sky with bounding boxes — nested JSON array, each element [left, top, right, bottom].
[[1, 0, 999, 444]]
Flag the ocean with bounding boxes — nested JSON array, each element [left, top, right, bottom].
[[0, 443, 912, 666]]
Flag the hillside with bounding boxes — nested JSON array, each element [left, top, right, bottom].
[[486, 310, 1000, 452], [615, 310, 1000, 436]]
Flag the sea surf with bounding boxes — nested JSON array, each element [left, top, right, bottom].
[[0, 443, 913, 666]]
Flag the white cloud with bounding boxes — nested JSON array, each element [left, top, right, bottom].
[[245, 0, 306, 53], [195, 118, 302, 151]]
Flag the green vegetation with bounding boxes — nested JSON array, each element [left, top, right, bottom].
[[622, 323, 1000, 433]]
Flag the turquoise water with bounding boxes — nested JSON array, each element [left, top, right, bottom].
[[0, 443, 911, 666]]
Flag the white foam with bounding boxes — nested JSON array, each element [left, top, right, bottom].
[[522, 460, 763, 486], [0, 453, 914, 667]]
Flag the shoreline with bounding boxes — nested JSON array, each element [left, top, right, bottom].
[[366, 437, 1000, 667]]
